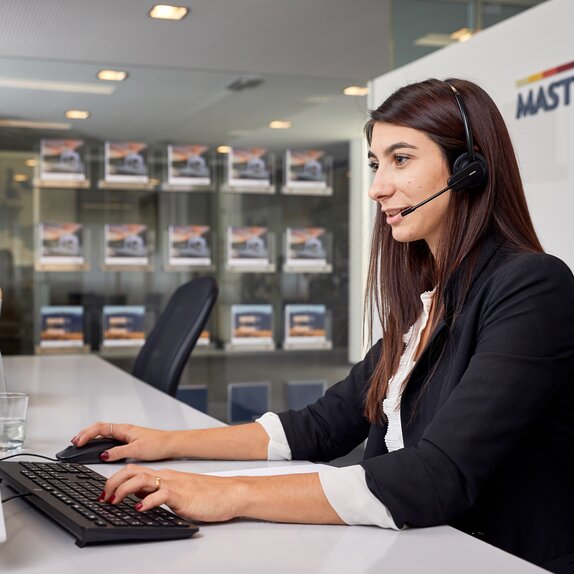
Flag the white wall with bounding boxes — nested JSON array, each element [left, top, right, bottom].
[[349, 0, 573, 362]]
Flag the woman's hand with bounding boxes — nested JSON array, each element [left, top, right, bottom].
[[99, 463, 344, 526], [71, 421, 271, 462], [71, 422, 180, 462], [100, 464, 242, 522]]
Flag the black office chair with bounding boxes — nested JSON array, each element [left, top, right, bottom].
[[132, 276, 218, 397]]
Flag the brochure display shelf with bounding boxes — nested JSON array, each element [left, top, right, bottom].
[[97, 180, 157, 191], [34, 344, 91, 355], [161, 183, 215, 193], [32, 156, 159, 354], [35, 179, 91, 190], [27, 142, 347, 371]]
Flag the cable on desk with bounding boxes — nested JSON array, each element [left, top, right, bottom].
[[2, 491, 30, 504], [0, 453, 58, 462]]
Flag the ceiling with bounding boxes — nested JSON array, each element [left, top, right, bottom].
[[0, 0, 546, 154], [0, 0, 392, 154]]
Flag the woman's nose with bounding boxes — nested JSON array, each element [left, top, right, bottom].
[[368, 170, 394, 202]]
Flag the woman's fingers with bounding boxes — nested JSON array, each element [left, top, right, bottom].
[[72, 421, 121, 446], [133, 489, 171, 513], [102, 464, 151, 500]]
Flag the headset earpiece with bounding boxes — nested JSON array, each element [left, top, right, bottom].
[[449, 151, 488, 191], [445, 80, 489, 193]]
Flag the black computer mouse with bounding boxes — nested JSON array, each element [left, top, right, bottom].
[[55, 438, 126, 464]]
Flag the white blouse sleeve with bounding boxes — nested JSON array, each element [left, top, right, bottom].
[[256, 413, 402, 529], [318, 465, 402, 529], [255, 412, 292, 460]]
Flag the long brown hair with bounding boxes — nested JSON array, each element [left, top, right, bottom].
[[363, 78, 543, 424]]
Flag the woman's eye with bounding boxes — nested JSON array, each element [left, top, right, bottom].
[[368, 161, 378, 173], [394, 154, 409, 166]]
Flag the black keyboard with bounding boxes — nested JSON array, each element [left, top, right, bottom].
[[0, 461, 199, 547]]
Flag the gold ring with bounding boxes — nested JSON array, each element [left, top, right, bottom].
[[154, 476, 161, 491], [108, 423, 113, 437]]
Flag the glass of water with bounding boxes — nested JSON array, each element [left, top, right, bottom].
[[0, 392, 29, 452]]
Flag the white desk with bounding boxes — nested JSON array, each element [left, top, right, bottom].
[[0, 355, 545, 573]]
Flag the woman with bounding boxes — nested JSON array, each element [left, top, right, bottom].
[[73, 79, 574, 573]]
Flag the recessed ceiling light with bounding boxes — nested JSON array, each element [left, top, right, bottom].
[[269, 120, 292, 129], [217, 146, 231, 153], [0, 119, 71, 130], [0, 77, 114, 94], [13, 174, 29, 182], [149, 4, 189, 20], [343, 86, 368, 96], [97, 70, 128, 82], [25, 159, 37, 167], [65, 110, 91, 120]]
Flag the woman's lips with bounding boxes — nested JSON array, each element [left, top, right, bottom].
[[383, 207, 409, 225]]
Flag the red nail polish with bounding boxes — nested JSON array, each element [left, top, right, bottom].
[[109, 494, 116, 503], [135, 502, 143, 511], [71, 436, 77, 444], [100, 451, 109, 461], [97, 491, 105, 501]]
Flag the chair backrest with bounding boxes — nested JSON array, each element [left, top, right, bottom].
[[132, 276, 218, 396]]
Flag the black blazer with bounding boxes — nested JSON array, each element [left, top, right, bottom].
[[278, 235, 574, 573]]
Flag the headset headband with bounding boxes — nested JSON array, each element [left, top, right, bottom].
[[445, 81, 476, 163]]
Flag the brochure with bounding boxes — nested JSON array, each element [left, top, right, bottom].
[[227, 382, 270, 423], [284, 304, 327, 345], [168, 225, 211, 266], [197, 329, 210, 346], [104, 141, 149, 184], [102, 306, 145, 347], [167, 144, 211, 186], [227, 226, 270, 267], [231, 305, 273, 346], [227, 147, 271, 188], [40, 139, 87, 181], [285, 149, 327, 189], [285, 380, 327, 410], [285, 227, 327, 266], [39, 222, 84, 265], [105, 224, 149, 265], [40, 306, 84, 348]]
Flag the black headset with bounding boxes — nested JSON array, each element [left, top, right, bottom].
[[445, 80, 489, 192]]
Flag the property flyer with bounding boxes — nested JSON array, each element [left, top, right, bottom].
[[40, 306, 84, 348], [227, 382, 270, 423], [168, 225, 211, 266], [40, 139, 87, 181], [284, 304, 327, 345], [285, 380, 327, 410], [285, 227, 327, 266], [104, 141, 149, 183], [105, 224, 149, 265], [227, 147, 271, 188], [285, 149, 327, 189], [197, 329, 210, 346], [39, 222, 84, 265], [101, 306, 145, 347], [227, 226, 270, 267], [167, 144, 211, 186], [231, 304, 273, 346]]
